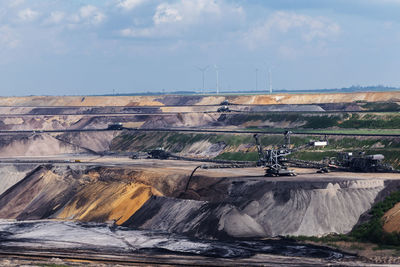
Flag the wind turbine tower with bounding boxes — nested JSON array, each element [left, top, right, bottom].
[[197, 66, 209, 94], [214, 65, 220, 94]]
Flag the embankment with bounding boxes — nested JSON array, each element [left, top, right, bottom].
[[0, 163, 395, 239], [124, 178, 387, 238]]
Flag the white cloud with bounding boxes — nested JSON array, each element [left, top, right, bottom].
[[79, 5, 105, 24], [121, 0, 244, 38], [0, 26, 19, 48], [70, 5, 106, 26], [153, 0, 242, 25], [117, 0, 147, 10], [244, 11, 340, 48], [153, 4, 183, 25], [18, 8, 39, 22]]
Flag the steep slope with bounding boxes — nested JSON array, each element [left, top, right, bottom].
[[125, 176, 386, 238], [55, 131, 117, 153], [123, 196, 266, 239], [0, 164, 38, 195], [57, 182, 161, 224], [0, 166, 168, 224], [0, 163, 394, 239], [0, 166, 80, 219], [0, 134, 85, 157]]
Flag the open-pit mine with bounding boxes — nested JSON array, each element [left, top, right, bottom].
[[0, 92, 400, 266]]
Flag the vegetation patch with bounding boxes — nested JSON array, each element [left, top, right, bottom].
[[231, 112, 400, 130], [362, 102, 400, 112], [340, 114, 400, 129], [302, 115, 340, 129], [351, 191, 400, 245]]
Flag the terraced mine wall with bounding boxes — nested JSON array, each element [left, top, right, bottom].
[[0, 163, 396, 239], [0, 91, 398, 106]]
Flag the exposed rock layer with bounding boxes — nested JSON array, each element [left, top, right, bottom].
[[0, 164, 392, 239], [0, 92, 398, 106]]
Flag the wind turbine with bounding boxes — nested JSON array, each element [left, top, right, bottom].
[[196, 65, 209, 94], [214, 64, 220, 94], [266, 65, 274, 94]]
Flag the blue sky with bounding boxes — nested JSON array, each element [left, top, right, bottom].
[[0, 0, 400, 95]]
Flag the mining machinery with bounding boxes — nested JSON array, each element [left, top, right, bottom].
[[217, 106, 231, 112], [254, 131, 296, 176], [333, 152, 394, 172], [107, 123, 124, 130], [254, 131, 397, 175], [143, 131, 396, 175], [148, 148, 171, 159], [254, 131, 328, 176]]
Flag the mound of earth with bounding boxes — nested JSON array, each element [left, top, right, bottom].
[[0, 166, 165, 223], [125, 178, 385, 238], [0, 162, 391, 239]]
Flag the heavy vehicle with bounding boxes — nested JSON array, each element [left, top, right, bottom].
[[220, 100, 231, 105], [148, 148, 171, 159], [107, 123, 124, 130], [334, 152, 394, 172], [217, 106, 231, 112]]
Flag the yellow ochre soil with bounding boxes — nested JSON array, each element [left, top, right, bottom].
[[383, 202, 400, 233], [58, 182, 162, 225]]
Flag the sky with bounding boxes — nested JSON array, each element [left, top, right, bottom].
[[0, 0, 400, 96]]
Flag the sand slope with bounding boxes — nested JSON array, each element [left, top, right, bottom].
[[58, 182, 161, 224]]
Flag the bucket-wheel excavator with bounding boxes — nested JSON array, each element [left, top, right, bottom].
[[254, 131, 328, 176], [253, 131, 397, 176]]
